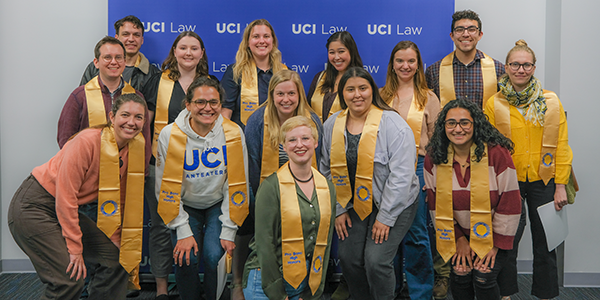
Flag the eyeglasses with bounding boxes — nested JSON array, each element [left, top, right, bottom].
[[101, 55, 125, 63], [445, 119, 473, 130], [192, 99, 220, 109], [453, 26, 479, 35], [508, 62, 535, 71]]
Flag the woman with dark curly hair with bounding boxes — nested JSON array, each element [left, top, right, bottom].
[[424, 98, 521, 300]]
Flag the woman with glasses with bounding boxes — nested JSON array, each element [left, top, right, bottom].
[[320, 67, 420, 299], [484, 40, 573, 300], [141, 31, 217, 299], [380, 40, 440, 299], [307, 31, 364, 123], [155, 77, 249, 300], [424, 98, 521, 300], [243, 116, 336, 300]]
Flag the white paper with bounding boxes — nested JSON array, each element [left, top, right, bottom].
[[216, 253, 228, 299], [537, 201, 569, 251]]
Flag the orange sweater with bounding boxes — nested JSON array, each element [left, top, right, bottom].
[[32, 128, 129, 255]]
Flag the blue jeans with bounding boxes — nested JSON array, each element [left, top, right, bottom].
[[243, 268, 308, 300], [170, 202, 224, 300], [395, 155, 434, 299]]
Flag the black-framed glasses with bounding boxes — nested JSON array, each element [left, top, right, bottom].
[[445, 119, 473, 130], [192, 99, 220, 109], [101, 55, 125, 63], [508, 62, 535, 71], [453, 26, 479, 35]]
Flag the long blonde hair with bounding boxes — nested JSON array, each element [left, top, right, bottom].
[[380, 41, 429, 110], [261, 69, 315, 148], [232, 19, 284, 81]]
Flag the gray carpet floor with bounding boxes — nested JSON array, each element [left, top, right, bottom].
[[1, 273, 599, 299]]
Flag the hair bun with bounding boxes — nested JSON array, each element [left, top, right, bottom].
[[515, 39, 528, 46]]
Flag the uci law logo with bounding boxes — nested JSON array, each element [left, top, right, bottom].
[[216, 23, 241, 34], [367, 24, 423, 36], [144, 22, 197, 33], [292, 24, 348, 35]]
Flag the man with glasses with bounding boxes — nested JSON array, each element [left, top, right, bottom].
[[80, 15, 159, 91], [424, 9, 505, 299], [426, 9, 505, 109]]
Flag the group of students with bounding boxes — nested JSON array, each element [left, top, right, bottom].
[[7, 9, 572, 300]]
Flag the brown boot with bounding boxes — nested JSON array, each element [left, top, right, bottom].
[[432, 276, 449, 299]]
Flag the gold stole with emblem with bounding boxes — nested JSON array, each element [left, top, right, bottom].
[[439, 51, 496, 108], [152, 71, 176, 157], [97, 126, 145, 273], [260, 111, 318, 184], [240, 62, 287, 125], [436, 143, 493, 262], [493, 91, 559, 184], [330, 106, 383, 220], [278, 162, 331, 294], [310, 71, 342, 121], [85, 76, 136, 126], [157, 119, 249, 225]]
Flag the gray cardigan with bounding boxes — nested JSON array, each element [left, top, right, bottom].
[[319, 109, 420, 227]]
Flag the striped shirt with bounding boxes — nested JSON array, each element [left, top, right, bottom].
[[424, 144, 521, 250]]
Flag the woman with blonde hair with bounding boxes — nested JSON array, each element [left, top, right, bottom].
[[380, 40, 440, 299], [484, 40, 573, 300], [222, 19, 286, 129], [243, 116, 336, 300]]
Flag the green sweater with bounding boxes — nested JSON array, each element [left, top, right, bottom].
[[243, 173, 336, 300]]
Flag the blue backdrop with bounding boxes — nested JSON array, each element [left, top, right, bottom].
[[109, 0, 455, 274]]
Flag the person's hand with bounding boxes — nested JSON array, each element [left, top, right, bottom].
[[66, 253, 86, 280], [335, 212, 352, 240], [474, 246, 498, 273], [371, 220, 390, 244], [554, 184, 568, 211], [221, 239, 235, 257], [174, 236, 198, 266], [451, 236, 474, 274]]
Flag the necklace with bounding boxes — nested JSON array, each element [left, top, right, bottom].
[[288, 164, 313, 183]]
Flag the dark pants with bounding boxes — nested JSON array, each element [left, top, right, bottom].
[[499, 179, 559, 299], [170, 203, 225, 300], [8, 175, 128, 300], [338, 201, 418, 300], [450, 249, 508, 300], [145, 167, 174, 278]]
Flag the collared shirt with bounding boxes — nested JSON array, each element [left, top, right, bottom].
[[222, 64, 273, 130], [425, 50, 505, 108]]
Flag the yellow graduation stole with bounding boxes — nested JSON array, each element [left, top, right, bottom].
[[436, 143, 493, 262], [152, 71, 175, 157], [260, 112, 317, 184], [388, 94, 424, 153], [240, 62, 287, 125], [222, 118, 250, 226], [158, 120, 249, 225], [97, 126, 145, 273], [493, 91, 560, 184], [278, 163, 331, 294], [85, 76, 135, 126], [310, 72, 342, 121], [439, 51, 497, 108], [330, 106, 383, 220]]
